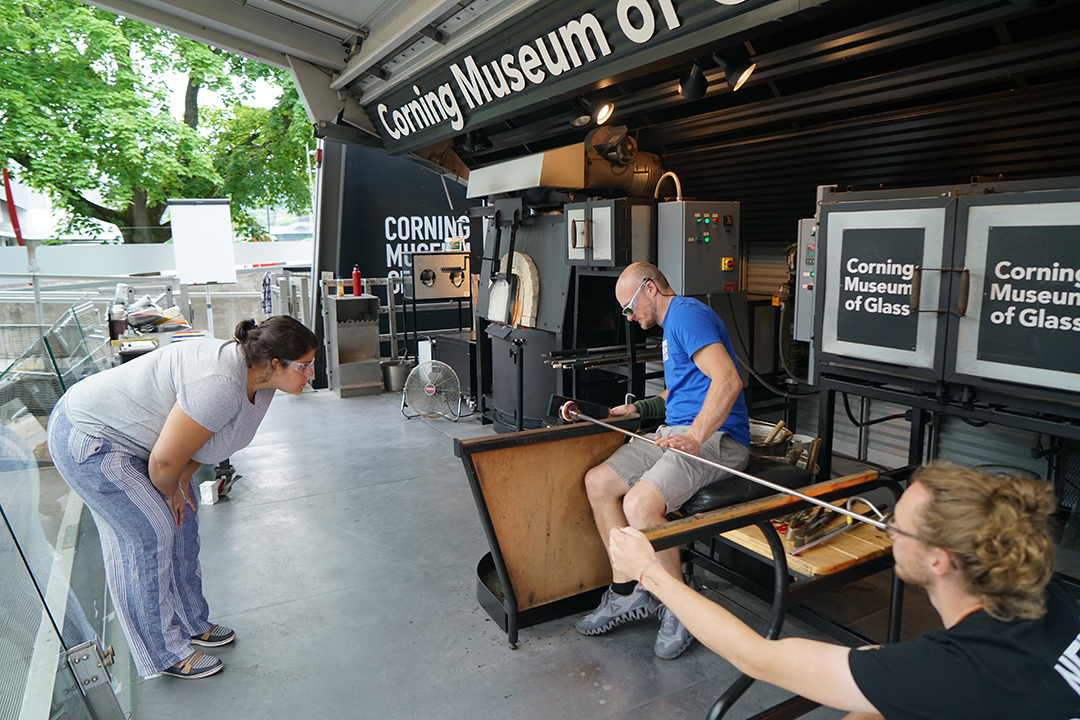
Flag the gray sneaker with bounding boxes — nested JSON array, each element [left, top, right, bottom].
[[654, 575, 704, 659], [576, 584, 659, 635]]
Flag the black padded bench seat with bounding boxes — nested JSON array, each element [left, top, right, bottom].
[[677, 455, 816, 517]]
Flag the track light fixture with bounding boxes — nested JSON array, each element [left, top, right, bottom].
[[569, 96, 615, 127], [678, 47, 757, 100], [678, 61, 708, 100], [713, 49, 756, 91], [461, 129, 492, 153], [594, 99, 614, 125], [570, 97, 592, 128]]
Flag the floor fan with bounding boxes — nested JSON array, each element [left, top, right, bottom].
[[400, 360, 463, 421]]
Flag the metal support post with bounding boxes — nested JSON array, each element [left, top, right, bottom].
[[66, 639, 125, 720], [512, 337, 526, 431], [818, 388, 836, 478], [908, 407, 929, 467], [204, 284, 215, 338], [386, 278, 399, 359], [26, 240, 45, 328], [857, 396, 870, 462]]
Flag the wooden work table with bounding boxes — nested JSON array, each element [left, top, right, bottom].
[[719, 499, 892, 578]]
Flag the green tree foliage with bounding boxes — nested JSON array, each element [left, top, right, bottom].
[[0, 0, 314, 243]]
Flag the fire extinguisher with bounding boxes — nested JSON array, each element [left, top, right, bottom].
[[352, 266, 361, 296]]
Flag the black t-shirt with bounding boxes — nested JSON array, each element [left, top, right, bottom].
[[848, 577, 1080, 720]]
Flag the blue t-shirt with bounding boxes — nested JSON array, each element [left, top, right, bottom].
[[660, 296, 750, 447]]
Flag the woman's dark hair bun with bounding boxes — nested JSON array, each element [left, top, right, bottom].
[[232, 316, 318, 369], [234, 319, 259, 343]]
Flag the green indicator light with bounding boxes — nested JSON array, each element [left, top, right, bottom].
[[810, 271, 814, 277], [696, 217, 702, 223], [704, 237, 710, 243], [704, 217, 710, 224]]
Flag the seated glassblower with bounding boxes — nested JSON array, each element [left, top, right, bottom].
[[575, 262, 751, 659]]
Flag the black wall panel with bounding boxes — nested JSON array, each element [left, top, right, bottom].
[[660, 80, 1080, 246]]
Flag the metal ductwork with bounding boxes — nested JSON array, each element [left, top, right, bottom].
[[466, 126, 663, 199], [582, 126, 663, 198]]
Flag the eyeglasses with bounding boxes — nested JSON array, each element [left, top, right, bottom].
[[284, 358, 315, 375], [621, 278, 653, 318], [883, 512, 928, 544]]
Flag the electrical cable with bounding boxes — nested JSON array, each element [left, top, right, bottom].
[[776, 298, 811, 386], [722, 293, 818, 399], [841, 392, 907, 428]]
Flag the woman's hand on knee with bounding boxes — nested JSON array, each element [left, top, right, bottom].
[[169, 485, 188, 527]]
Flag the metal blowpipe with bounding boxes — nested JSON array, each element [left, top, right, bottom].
[[558, 401, 887, 530]]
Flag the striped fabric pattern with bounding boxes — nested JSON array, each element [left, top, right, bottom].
[[47, 400, 213, 678]]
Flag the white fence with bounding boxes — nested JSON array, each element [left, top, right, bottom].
[[0, 241, 314, 278]]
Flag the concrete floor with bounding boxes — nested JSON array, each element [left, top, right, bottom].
[[128, 388, 919, 720]]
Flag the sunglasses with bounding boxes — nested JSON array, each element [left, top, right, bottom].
[[621, 278, 653, 318]]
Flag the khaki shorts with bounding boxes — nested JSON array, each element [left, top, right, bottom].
[[603, 426, 750, 514]]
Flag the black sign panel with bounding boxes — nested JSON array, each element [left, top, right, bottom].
[[835, 228, 921, 351], [340, 145, 481, 285], [363, 0, 781, 155], [976, 225, 1080, 373]]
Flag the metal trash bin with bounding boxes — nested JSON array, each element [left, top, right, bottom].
[[381, 360, 415, 392]]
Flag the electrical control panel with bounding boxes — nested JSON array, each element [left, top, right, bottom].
[[793, 218, 817, 342], [657, 201, 740, 295]]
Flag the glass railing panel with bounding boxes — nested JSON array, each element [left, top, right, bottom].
[[0, 442, 92, 720], [0, 326, 132, 715]]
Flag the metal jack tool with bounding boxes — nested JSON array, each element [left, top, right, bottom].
[[789, 497, 889, 556], [557, 400, 887, 530]]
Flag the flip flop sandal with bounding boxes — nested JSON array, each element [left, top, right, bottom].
[[191, 624, 236, 647], [159, 652, 223, 679]]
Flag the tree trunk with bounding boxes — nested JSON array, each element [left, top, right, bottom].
[[184, 76, 200, 130], [127, 188, 161, 244]]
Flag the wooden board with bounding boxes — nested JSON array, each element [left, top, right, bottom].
[[645, 469, 879, 545], [469, 430, 625, 612], [720, 500, 892, 577]]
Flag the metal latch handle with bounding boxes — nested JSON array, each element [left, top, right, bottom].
[[910, 266, 970, 316], [569, 218, 590, 248]]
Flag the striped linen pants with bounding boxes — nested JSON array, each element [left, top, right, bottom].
[[47, 399, 213, 677]]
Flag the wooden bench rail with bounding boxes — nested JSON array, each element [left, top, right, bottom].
[[643, 470, 879, 551]]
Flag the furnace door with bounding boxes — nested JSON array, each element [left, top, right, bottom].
[[947, 192, 1080, 394], [817, 198, 956, 380]]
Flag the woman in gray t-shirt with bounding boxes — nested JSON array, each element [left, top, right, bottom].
[[47, 315, 318, 680]]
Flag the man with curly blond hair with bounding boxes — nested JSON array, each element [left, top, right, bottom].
[[609, 461, 1080, 720]]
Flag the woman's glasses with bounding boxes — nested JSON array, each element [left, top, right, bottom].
[[284, 358, 315, 375]]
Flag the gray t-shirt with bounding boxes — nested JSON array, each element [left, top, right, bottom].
[[64, 338, 274, 464]]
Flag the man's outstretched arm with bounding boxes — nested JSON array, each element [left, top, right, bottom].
[[609, 526, 882, 716]]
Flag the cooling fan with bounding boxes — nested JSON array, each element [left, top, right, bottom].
[[400, 360, 463, 421]]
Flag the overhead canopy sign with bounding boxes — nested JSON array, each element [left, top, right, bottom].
[[364, 0, 778, 155]]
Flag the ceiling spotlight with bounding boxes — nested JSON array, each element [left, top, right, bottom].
[[461, 129, 492, 153], [570, 97, 592, 128], [678, 60, 708, 100], [678, 48, 757, 101], [594, 100, 614, 125], [712, 50, 756, 91]]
